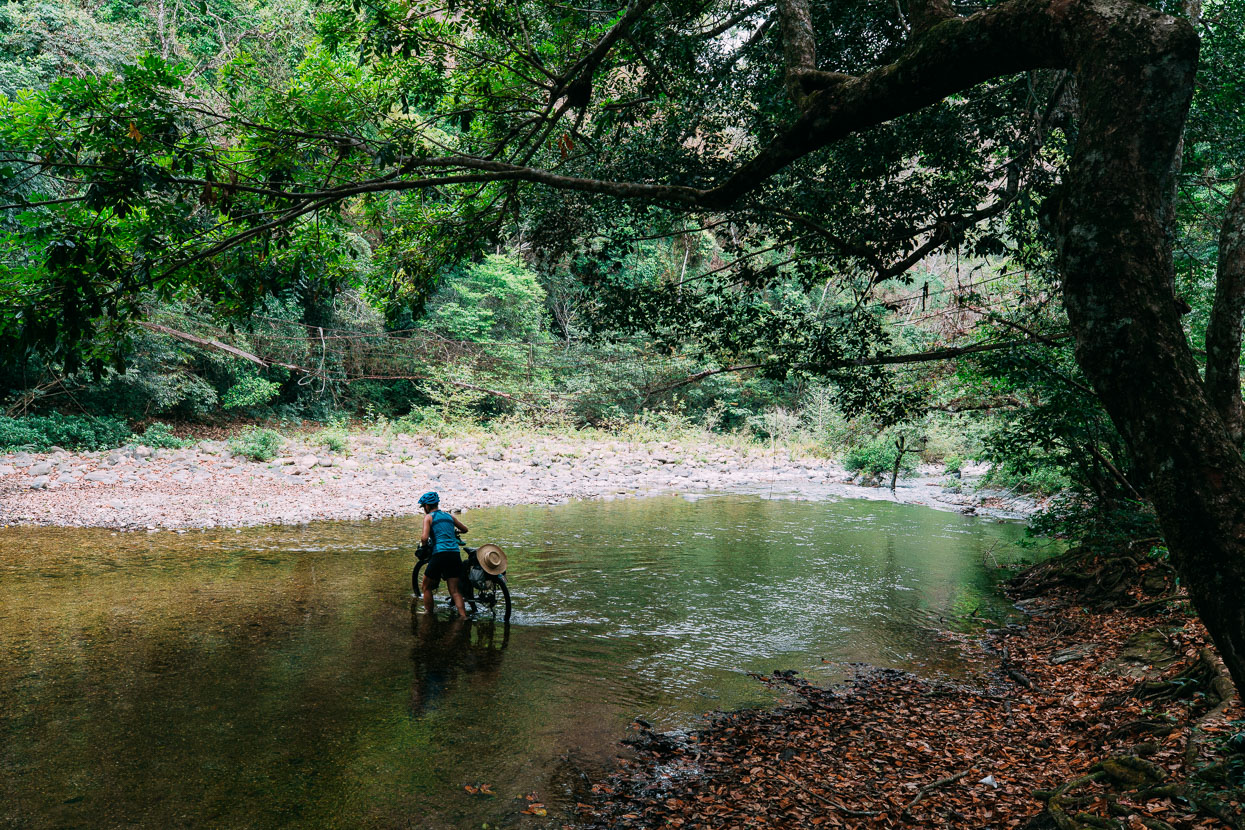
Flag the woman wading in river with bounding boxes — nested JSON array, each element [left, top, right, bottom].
[[419, 492, 470, 620]]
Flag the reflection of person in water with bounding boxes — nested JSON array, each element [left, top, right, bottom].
[[409, 609, 509, 716]]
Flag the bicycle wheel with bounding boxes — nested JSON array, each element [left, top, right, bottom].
[[474, 575, 511, 622], [412, 559, 427, 595]]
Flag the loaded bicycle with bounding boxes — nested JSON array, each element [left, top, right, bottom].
[[413, 536, 512, 622]]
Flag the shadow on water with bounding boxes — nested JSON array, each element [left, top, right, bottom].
[[408, 611, 509, 717], [0, 494, 1045, 829]]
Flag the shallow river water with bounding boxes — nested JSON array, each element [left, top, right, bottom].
[[0, 494, 1035, 829]]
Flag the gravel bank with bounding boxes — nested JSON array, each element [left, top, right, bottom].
[[0, 433, 1035, 530]]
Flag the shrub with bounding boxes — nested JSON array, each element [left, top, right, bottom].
[[0, 418, 43, 450], [0, 413, 131, 451], [943, 454, 964, 475], [980, 463, 1071, 496], [228, 427, 283, 461], [1028, 492, 1159, 550], [843, 436, 919, 477], [134, 422, 187, 449], [313, 420, 349, 453], [747, 407, 801, 442], [222, 375, 281, 410]]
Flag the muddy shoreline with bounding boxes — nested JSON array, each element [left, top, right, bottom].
[[0, 432, 1037, 530], [577, 559, 1242, 829]]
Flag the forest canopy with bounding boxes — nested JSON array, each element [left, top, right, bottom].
[[5, 0, 1245, 687]]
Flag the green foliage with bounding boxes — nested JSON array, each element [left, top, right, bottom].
[[65, 323, 221, 418], [134, 421, 186, 449], [0, 412, 130, 450], [943, 454, 964, 475], [222, 376, 281, 410], [608, 408, 698, 441], [0, 0, 139, 95], [843, 436, 919, 477], [313, 419, 349, 453], [963, 334, 1133, 503], [980, 463, 1071, 496], [228, 427, 282, 461], [1027, 494, 1161, 551], [1, 0, 1241, 577], [415, 371, 489, 429], [747, 407, 802, 442], [423, 254, 548, 344]]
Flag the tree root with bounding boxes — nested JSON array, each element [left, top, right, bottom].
[[902, 769, 970, 815], [1106, 719, 1175, 741], [1125, 593, 1189, 613], [1134, 645, 1226, 703], [1183, 647, 1237, 771], [771, 768, 882, 818], [1034, 756, 1169, 830], [1009, 548, 1151, 610]]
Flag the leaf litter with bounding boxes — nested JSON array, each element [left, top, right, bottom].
[[575, 555, 1244, 829]]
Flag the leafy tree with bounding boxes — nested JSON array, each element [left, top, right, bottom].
[[0, 0, 140, 95], [5, 0, 1245, 695], [423, 254, 548, 343]]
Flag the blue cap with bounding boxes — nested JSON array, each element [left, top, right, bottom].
[[418, 491, 440, 506]]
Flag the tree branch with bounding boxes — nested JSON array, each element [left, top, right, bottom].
[[645, 334, 1072, 395], [776, 0, 852, 110], [700, 0, 1075, 210], [906, 0, 955, 37], [692, 0, 770, 38]]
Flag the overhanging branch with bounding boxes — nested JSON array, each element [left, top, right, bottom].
[[645, 333, 1073, 395]]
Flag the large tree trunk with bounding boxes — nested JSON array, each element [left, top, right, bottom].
[[759, 0, 1245, 692], [1050, 8, 1245, 691]]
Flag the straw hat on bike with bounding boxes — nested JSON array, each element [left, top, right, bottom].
[[475, 544, 508, 576]]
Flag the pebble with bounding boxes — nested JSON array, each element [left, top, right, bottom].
[[0, 435, 1035, 530]]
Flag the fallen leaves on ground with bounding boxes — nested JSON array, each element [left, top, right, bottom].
[[577, 567, 1243, 829]]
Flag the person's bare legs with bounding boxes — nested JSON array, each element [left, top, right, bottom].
[[421, 574, 436, 615], [446, 577, 469, 620]]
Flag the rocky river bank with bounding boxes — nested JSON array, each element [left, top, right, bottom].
[[0, 432, 1036, 530]]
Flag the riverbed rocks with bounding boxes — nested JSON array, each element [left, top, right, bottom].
[[0, 432, 1038, 530]]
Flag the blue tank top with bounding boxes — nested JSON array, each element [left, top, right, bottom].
[[429, 510, 459, 553]]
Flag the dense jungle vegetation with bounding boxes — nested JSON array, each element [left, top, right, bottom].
[[2, 0, 1245, 682]]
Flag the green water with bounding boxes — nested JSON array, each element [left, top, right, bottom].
[[0, 494, 1035, 829]]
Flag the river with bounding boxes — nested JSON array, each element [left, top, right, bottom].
[[0, 494, 1036, 829]]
